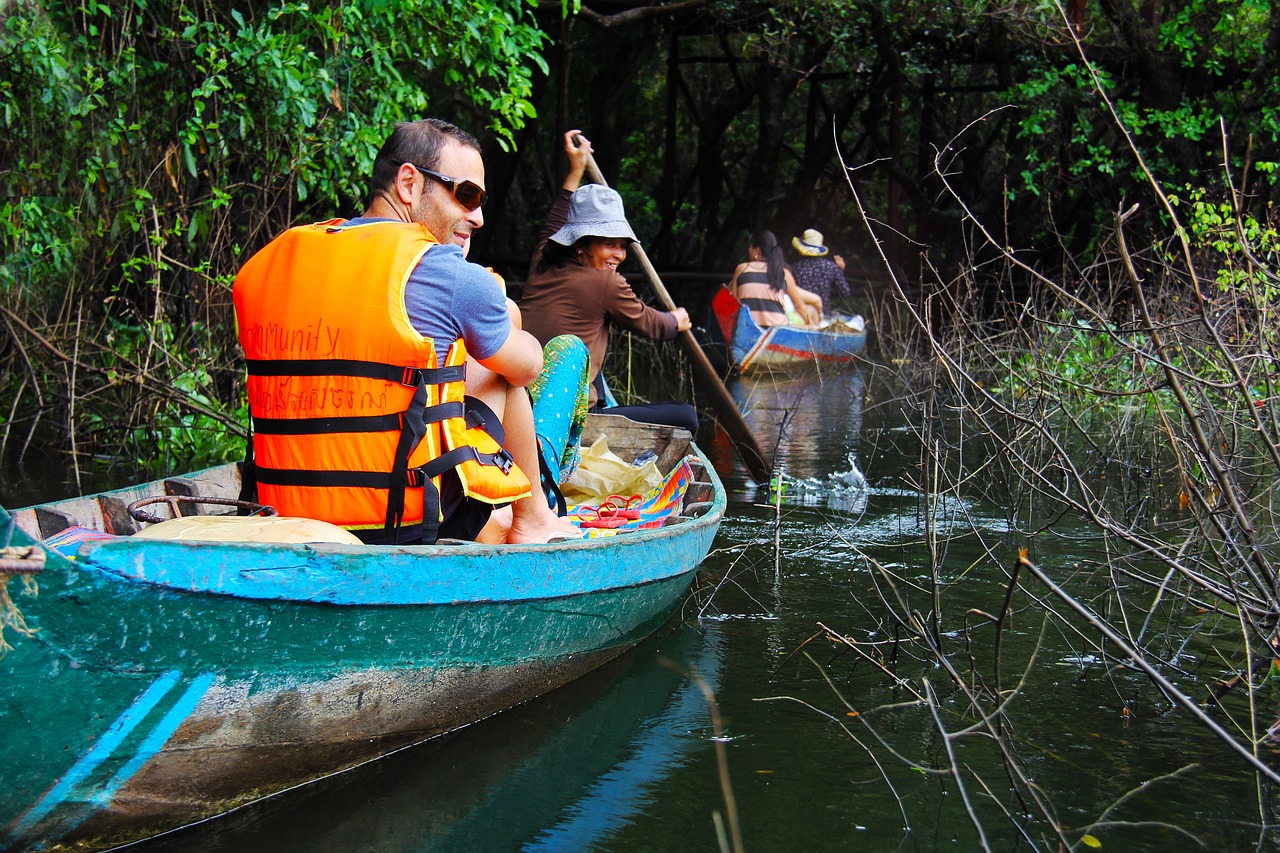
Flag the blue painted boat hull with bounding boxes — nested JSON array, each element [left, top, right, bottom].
[[0, 417, 723, 851], [711, 286, 867, 372]]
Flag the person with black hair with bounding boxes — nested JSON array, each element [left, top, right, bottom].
[[729, 230, 822, 327]]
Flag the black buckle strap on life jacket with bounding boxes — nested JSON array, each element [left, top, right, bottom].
[[238, 433, 258, 508], [252, 402, 463, 437], [418, 477, 441, 545], [421, 400, 465, 425], [252, 413, 403, 435], [417, 445, 516, 482], [246, 358, 465, 387], [462, 395, 507, 443], [386, 373, 430, 537], [253, 467, 400, 488]]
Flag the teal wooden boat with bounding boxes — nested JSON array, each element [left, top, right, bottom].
[[0, 415, 724, 852]]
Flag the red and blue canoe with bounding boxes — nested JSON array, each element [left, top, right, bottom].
[[711, 285, 867, 373]]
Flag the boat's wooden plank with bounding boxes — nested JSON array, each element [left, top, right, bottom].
[[580, 414, 690, 472], [163, 468, 243, 515], [8, 507, 40, 539], [95, 483, 171, 534], [685, 481, 716, 506], [163, 465, 242, 503], [98, 495, 139, 535], [35, 501, 102, 538], [683, 501, 715, 518]]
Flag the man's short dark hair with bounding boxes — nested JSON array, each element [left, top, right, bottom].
[[367, 119, 482, 205]]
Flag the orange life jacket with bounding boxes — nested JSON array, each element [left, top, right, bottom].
[[232, 218, 532, 542]]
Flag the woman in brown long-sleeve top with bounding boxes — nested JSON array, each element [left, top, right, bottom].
[[519, 130, 698, 433]]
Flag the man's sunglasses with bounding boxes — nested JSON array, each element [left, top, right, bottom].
[[411, 164, 487, 211]]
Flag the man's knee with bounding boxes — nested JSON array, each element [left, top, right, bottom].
[[465, 357, 509, 418]]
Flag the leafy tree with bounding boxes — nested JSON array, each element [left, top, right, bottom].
[[4, 0, 1279, 486], [0, 0, 549, 481]]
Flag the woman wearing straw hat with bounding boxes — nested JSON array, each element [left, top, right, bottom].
[[520, 131, 698, 435], [791, 228, 851, 315]]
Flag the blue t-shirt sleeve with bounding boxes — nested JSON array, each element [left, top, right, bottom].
[[403, 244, 511, 360]]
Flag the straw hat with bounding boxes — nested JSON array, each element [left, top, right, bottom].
[[792, 228, 829, 257], [549, 184, 640, 246]]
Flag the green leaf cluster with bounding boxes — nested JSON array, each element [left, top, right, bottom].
[[1002, 1, 1279, 218], [1001, 313, 1177, 419], [0, 0, 550, 472]]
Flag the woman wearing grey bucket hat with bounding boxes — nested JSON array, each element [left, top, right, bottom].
[[545, 184, 638, 247], [520, 130, 698, 434]]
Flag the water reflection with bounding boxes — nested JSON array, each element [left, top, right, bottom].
[[714, 369, 871, 518], [137, 623, 721, 853], [17, 355, 1271, 851]]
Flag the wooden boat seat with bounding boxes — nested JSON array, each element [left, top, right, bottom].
[[132, 515, 362, 544], [33, 505, 87, 539], [681, 501, 716, 518], [84, 468, 251, 537], [9, 464, 249, 542], [163, 468, 243, 506]]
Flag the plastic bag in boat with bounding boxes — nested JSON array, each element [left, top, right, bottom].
[[561, 436, 664, 504]]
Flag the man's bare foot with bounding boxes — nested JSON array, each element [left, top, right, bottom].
[[506, 499, 583, 544], [474, 506, 512, 544]]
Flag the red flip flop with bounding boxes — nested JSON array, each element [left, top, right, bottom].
[[604, 494, 643, 520], [573, 505, 629, 529]]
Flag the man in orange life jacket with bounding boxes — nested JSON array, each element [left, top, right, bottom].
[[233, 118, 580, 545]]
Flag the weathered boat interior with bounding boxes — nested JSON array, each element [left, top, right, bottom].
[[7, 414, 718, 543]]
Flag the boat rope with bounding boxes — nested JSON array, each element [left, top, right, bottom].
[[0, 545, 45, 575], [0, 545, 43, 656]]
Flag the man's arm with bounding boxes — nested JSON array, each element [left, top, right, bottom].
[[476, 326, 543, 388]]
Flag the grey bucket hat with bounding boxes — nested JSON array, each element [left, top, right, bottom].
[[548, 184, 640, 246]]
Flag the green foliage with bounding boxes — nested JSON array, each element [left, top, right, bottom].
[[0, 0, 551, 473], [1001, 313, 1175, 417], [1169, 185, 1280, 304], [129, 367, 250, 475], [2, 0, 548, 281], [1001, 0, 1279, 236]]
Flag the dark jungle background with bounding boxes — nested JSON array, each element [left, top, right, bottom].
[[5, 0, 1276, 480]]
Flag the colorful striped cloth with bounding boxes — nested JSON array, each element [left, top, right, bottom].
[[41, 526, 119, 558], [568, 455, 697, 536]]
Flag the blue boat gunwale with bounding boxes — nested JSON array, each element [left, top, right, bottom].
[[1, 423, 726, 608], [65, 467, 723, 606]]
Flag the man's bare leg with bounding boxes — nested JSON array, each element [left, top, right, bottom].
[[497, 381, 581, 543], [468, 359, 580, 544], [474, 505, 512, 544]]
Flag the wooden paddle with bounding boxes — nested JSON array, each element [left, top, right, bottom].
[[572, 137, 773, 482]]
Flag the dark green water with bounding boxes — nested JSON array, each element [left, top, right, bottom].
[[13, 365, 1277, 851]]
